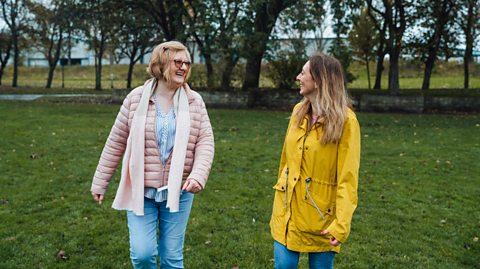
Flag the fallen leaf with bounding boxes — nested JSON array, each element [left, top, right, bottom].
[[473, 237, 478, 242], [204, 241, 211, 245], [56, 249, 68, 260], [231, 266, 240, 269], [440, 219, 447, 224]]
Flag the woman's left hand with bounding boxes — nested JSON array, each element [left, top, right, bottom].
[[320, 230, 341, 246], [182, 179, 202, 193]]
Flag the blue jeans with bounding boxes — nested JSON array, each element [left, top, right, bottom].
[[274, 240, 335, 269], [127, 192, 194, 269]]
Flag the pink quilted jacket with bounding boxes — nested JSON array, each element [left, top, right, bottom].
[[91, 86, 214, 195]]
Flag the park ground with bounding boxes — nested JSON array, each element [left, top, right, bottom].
[[0, 101, 479, 268]]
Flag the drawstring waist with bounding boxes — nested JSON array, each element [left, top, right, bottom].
[[306, 177, 325, 220]]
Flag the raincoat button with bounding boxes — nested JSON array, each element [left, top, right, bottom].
[[281, 186, 284, 190], [304, 196, 307, 200], [299, 146, 302, 150], [293, 177, 297, 181], [328, 209, 331, 213]]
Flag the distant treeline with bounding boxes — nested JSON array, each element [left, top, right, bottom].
[[0, 0, 478, 94]]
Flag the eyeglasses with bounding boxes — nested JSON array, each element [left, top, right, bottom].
[[173, 59, 191, 69]]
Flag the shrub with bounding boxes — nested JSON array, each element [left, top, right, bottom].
[[264, 50, 307, 90]]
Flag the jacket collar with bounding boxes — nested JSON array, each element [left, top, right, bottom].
[[148, 79, 195, 105]]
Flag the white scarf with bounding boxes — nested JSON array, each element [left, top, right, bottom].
[[112, 79, 190, 215]]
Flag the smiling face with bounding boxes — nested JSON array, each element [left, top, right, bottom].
[[296, 61, 317, 100], [168, 50, 191, 87]]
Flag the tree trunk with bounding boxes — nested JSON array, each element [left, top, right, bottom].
[[0, 50, 10, 86], [220, 55, 239, 89], [127, 60, 135, 88], [464, 50, 471, 89], [388, 50, 400, 95], [95, 37, 106, 91], [46, 33, 63, 89], [95, 58, 102, 90], [204, 53, 214, 88], [243, 51, 264, 89], [0, 67, 4, 85], [373, 48, 385, 90], [242, 0, 298, 90], [463, 0, 475, 89], [46, 67, 55, 88], [365, 55, 371, 90], [12, 35, 19, 87], [422, 55, 435, 91]]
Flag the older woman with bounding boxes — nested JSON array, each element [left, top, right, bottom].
[[270, 53, 360, 269], [91, 41, 214, 269]]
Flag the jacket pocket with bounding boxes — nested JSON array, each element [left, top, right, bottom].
[[272, 183, 286, 218], [295, 178, 336, 234], [272, 166, 288, 218]]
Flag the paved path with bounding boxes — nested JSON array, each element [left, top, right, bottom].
[[0, 94, 110, 101]]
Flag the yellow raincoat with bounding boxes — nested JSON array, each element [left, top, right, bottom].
[[270, 103, 360, 253]]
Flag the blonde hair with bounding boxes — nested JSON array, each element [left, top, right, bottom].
[[147, 41, 192, 84], [296, 53, 350, 144]]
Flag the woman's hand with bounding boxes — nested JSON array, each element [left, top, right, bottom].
[[182, 179, 202, 193], [320, 230, 341, 246], [91, 192, 104, 205]]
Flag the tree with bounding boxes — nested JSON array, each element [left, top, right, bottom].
[[132, 0, 187, 42], [407, 0, 456, 91], [26, 0, 69, 88], [276, 0, 327, 40], [0, 29, 12, 85], [367, 0, 410, 95], [349, 8, 378, 89], [241, 0, 299, 90], [79, 0, 118, 90], [459, 0, 480, 89], [1, 0, 27, 87], [183, 0, 246, 89], [116, 1, 161, 88], [214, 0, 245, 89], [184, 0, 219, 88], [265, 39, 308, 89], [265, 0, 326, 89], [366, 2, 388, 90], [329, 0, 360, 84]]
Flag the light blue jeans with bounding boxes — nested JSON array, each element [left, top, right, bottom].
[[274, 240, 335, 269], [127, 192, 194, 269]]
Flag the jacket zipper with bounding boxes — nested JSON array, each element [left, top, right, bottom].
[[303, 123, 325, 220]]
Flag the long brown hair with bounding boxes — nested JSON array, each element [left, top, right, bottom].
[[296, 53, 350, 144]]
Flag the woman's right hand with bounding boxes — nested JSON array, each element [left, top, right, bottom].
[[91, 192, 104, 205]]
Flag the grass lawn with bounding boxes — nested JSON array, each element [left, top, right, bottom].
[[0, 101, 479, 268]]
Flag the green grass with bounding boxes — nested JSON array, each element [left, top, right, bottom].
[[348, 61, 480, 89], [0, 102, 479, 268], [0, 60, 479, 92]]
